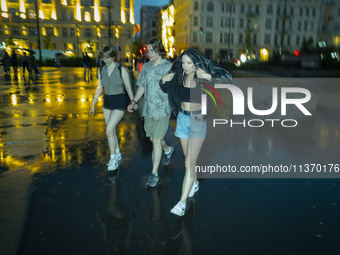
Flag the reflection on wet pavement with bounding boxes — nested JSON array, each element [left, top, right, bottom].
[[1, 68, 340, 254]]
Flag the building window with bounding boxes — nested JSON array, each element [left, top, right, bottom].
[[207, 17, 213, 27], [238, 34, 243, 43], [70, 11, 74, 20], [310, 22, 314, 31], [264, 34, 270, 44], [194, 1, 198, 10], [85, 11, 91, 22], [296, 35, 300, 46], [306, 7, 309, 17], [126, 29, 130, 39], [248, 4, 252, 14], [267, 4, 273, 14], [221, 18, 223, 28], [313, 7, 316, 17], [108, 0, 112, 7], [194, 17, 198, 26], [101, 29, 105, 37], [277, 6, 280, 15], [253, 34, 257, 45], [29, 26, 37, 36], [255, 5, 259, 14], [46, 27, 54, 36], [100, 0, 105, 7], [62, 12, 67, 20], [206, 32, 212, 42], [298, 21, 301, 31], [231, 33, 234, 43], [220, 33, 223, 43], [109, 13, 113, 22], [222, 3, 224, 12], [225, 18, 230, 28], [275, 20, 279, 30], [84, 28, 92, 37], [207, 2, 213, 12], [226, 3, 231, 12], [62, 28, 67, 37], [290, 7, 294, 16], [71, 28, 75, 37], [304, 21, 307, 31], [274, 35, 278, 46], [28, 9, 36, 19], [101, 13, 105, 22], [240, 4, 244, 14], [265, 19, 271, 29], [247, 19, 251, 29], [299, 7, 303, 17], [42, 0, 51, 3], [239, 19, 243, 28], [224, 33, 229, 43], [0, 26, 2, 36], [287, 36, 291, 46], [193, 32, 197, 42]]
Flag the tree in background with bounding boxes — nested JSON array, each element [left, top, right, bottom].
[[5, 37, 15, 52], [43, 35, 54, 50], [85, 39, 94, 54]]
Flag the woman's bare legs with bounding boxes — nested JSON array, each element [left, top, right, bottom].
[[179, 137, 204, 204], [103, 109, 125, 155]]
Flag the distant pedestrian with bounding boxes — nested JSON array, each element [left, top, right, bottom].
[[11, 51, 18, 73], [2, 52, 11, 74], [89, 45, 136, 171], [96, 54, 103, 74], [55, 54, 60, 68], [29, 53, 40, 76], [82, 52, 90, 76], [22, 52, 30, 75]]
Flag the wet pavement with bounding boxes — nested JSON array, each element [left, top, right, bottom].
[[1, 68, 340, 255]]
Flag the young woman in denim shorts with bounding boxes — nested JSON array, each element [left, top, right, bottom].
[[160, 49, 232, 216], [89, 46, 136, 171]]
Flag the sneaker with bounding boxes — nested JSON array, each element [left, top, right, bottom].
[[146, 173, 159, 187], [116, 150, 122, 161], [188, 181, 199, 197], [162, 146, 174, 166], [107, 158, 119, 171], [170, 201, 186, 216]]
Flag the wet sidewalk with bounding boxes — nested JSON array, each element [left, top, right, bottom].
[[1, 68, 340, 255]]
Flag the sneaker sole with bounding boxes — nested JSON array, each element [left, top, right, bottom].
[[170, 208, 185, 216], [108, 164, 119, 171]]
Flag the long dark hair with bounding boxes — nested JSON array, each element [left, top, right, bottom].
[[165, 48, 232, 116]]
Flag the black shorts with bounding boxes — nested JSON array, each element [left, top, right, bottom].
[[103, 94, 125, 111]]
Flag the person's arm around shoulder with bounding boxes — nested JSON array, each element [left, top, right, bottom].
[[89, 71, 104, 116]]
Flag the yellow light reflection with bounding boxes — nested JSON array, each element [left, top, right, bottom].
[[11, 94, 17, 105], [121, 10, 125, 23], [20, 13, 26, 19], [61, 0, 67, 5], [130, 0, 134, 24], [46, 98, 50, 103]]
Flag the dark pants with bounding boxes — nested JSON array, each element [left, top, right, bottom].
[[23, 62, 30, 74], [13, 63, 17, 72]]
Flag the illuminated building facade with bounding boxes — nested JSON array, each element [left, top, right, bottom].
[[173, 0, 338, 61], [161, 5, 175, 58], [0, 0, 135, 60]]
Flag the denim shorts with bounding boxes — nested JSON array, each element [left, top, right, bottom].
[[175, 110, 206, 140]]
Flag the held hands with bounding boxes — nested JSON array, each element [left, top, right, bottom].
[[89, 105, 95, 116], [127, 101, 139, 112]]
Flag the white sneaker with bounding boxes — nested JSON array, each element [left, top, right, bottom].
[[115, 150, 122, 161], [107, 158, 118, 171], [188, 181, 199, 197], [170, 201, 186, 216]]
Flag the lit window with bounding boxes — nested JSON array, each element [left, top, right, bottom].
[[85, 12, 91, 22]]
